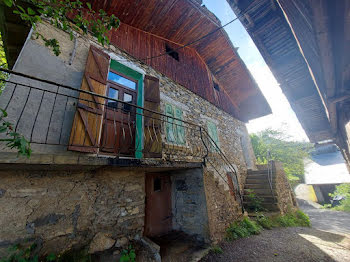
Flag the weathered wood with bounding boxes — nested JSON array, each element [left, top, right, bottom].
[[143, 75, 162, 158], [68, 46, 110, 153]]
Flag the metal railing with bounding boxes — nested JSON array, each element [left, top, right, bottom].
[[0, 68, 244, 209]]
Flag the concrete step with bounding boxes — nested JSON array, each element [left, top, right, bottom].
[[244, 183, 276, 190], [245, 178, 276, 184], [244, 203, 279, 212], [247, 170, 269, 175], [244, 188, 276, 195], [243, 195, 277, 203]]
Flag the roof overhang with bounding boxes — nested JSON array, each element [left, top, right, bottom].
[[87, 0, 271, 121], [228, 0, 334, 141]]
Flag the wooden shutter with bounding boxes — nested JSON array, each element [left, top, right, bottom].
[[143, 75, 162, 158], [68, 46, 110, 153]]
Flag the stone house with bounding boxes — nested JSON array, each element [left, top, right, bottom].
[[0, 0, 275, 258]]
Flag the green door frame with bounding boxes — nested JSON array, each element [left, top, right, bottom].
[[109, 59, 144, 159]]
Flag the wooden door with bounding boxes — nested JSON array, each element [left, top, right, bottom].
[[68, 46, 110, 153], [100, 70, 137, 156], [145, 173, 172, 237]]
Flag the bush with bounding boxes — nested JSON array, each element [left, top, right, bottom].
[[275, 210, 310, 227], [330, 184, 350, 212], [256, 214, 274, 229], [245, 189, 265, 212], [226, 217, 261, 241], [210, 246, 223, 254]]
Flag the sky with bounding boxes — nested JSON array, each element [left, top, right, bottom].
[[202, 0, 309, 142]]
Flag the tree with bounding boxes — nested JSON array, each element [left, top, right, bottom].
[[250, 128, 313, 185]]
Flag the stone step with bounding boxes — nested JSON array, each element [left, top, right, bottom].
[[245, 178, 276, 184], [246, 173, 275, 179], [244, 188, 276, 195], [243, 196, 277, 203], [247, 170, 270, 175], [244, 202, 279, 212], [244, 183, 276, 190]]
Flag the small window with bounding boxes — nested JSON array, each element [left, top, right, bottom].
[[214, 83, 220, 91], [165, 104, 185, 145], [213, 82, 221, 105], [108, 71, 136, 90], [154, 177, 161, 192], [207, 121, 220, 151], [123, 93, 133, 111], [165, 44, 179, 61], [107, 88, 119, 108]]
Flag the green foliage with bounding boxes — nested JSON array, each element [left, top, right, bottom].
[[245, 189, 265, 212], [0, 108, 31, 157], [275, 210, 310, 227], [210, 245, 223, 254], [0, 243, 40, 262], [3, 0, 120, 56], [255, 210, 310, 229], [256, 214, 274, 229], [56, 249, 91, 262], [329, 184, 350, 212], [0, 33, 8, 94], [120, 245, 136, 262], [226, 217, 261, 241], [250, 128, 313, 185]]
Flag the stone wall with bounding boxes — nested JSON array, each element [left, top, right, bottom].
[[274, 162, 298, 214], [203, 168, 242, 242], [170, 168, 210, 243], [0, 21, 259, 248], [0, 168, 145, 256]]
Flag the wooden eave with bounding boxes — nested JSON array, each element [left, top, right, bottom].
[[87, 0, 271, 121], [229, 0, 333, 142]]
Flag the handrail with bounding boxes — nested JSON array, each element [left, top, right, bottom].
[[267, 150, 275, 197], [0, 68, 244, 211]]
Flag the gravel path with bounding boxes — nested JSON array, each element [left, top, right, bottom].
[[201, 200, 350, 262]]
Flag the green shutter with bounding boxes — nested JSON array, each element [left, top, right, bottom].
[[174, 107, 185, 145], [207, 121, 220, 150], [165, 104, 175, 143], [165, 104, 186, 145]]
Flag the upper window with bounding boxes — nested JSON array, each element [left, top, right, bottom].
[[165, 104, 185, 145], [108, 71, 136, 90], [165, 44, 179, 61], [213, 82, 221, 105], [207, 121, 220, 151]]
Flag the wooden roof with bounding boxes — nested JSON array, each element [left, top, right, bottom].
[[88, 0, 271, 121], [229, 0, 333, 142]]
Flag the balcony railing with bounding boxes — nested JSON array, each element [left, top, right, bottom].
[[0, 68, 244, 210]]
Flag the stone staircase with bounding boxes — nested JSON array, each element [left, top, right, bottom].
[[243, 169, 279, 212]]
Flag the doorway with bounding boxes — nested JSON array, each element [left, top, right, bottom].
[[100, 70, 137, 156], [145, 173, 172, 237]]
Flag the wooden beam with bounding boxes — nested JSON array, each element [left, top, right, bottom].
[[328, 93, 350, 104]]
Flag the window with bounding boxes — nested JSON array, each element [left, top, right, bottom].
[[165, 104, 185, 145], [165, 44, 179, 61], [207, 121, 220, 151], [213, 82, 221, 105], [108, 71, 136, 90], [107, 88, 119, 108], [154, 177, 161, 192]]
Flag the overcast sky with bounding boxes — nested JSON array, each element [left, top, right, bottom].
[[202, 0, 309, 142]]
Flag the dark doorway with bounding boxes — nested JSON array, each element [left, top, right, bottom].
[[145, 173, 172, 237], [100, 70, 137, 156]]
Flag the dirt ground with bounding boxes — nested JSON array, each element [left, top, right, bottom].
[[201, 200, 350, 262]]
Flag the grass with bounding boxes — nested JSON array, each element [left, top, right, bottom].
[[256, 210, 311, 229], [210, 246, 223, 254], [226, 217, 261, 241], [225, 210, 311, 242]]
